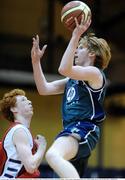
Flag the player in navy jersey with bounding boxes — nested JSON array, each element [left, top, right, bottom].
[[31, 16, 111, 178]]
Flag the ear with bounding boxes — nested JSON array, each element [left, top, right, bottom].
[[88, 51, 96, 59], [10, 107, 17, 113]]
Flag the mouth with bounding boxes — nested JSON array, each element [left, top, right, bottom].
[[74, 56, 78, 65], [29, 105, 33, 110], [74, 54, 78, 59], [74, 55, 78, 60], [30, 106, 32, 109]]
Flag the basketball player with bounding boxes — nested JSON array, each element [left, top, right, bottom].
[[31, 16, 111, 178], [0, 89, 47, 178]]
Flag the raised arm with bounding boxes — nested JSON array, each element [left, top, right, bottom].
[[58, 16, 92, 79], [58, 17, 103, 88], [31, 35, 68, 95], [13, 128, 47, 174]]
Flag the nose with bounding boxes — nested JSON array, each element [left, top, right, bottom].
[[28, 100, 32, 105], [75, 50, 78, 54]]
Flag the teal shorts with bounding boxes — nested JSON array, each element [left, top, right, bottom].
[[56, 120, 100, 159]]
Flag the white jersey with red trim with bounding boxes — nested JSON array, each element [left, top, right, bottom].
[[0, 124, 33, 178]]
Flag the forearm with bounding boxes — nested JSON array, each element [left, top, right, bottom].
[[32, 61, 48, 95], [23, 146, 46, 174], [59, 16, 91, 75], [59, 35, 80, 74], [32, 145, 45, 169]]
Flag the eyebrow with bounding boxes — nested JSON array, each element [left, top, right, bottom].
[[20, 96, 27, 100]]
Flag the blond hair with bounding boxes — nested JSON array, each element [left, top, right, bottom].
[[79, 33, 111, 69], [0, 89, 25, 121]]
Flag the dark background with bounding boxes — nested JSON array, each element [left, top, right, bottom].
[[0, 0, 125, 178], [0, 0, 125, 84]]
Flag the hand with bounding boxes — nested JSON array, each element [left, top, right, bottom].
[[34, 134, 47, 152], [31, 35, 47, 63], [72, 15, 91, 37]]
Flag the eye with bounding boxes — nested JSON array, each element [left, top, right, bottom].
[[78, 46, 83, 49], [22, 97, 27, 101]]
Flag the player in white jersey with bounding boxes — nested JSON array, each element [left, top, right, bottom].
[[0, 89, 47, 178]]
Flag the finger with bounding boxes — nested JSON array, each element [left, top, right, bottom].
[[36, 134, 41, 139], [81, 14, 84, 25], [88, 18, 92, 25], [32, 37, 36, 41], [40, 45, 47, 55], [32, 37, 37, 46], [86, 18, 91, 28], [36, 35, 39, 44], [74, 17, 79, 27], [86, 15, 91, 23], [32, 38, 36, 47], [33, 41, 39, 50], [42, 44, 47, 52]]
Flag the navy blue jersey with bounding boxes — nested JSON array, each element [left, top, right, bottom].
[[62, 72, 107, 127]]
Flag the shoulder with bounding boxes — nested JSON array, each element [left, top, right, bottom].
[[5, 124, 27, 137], [83, 66, 103, 83], [85, 66, 102, 75], [12, 125, 31, 145], [10, 124, 29, 134], [87, 67, 105, 89]]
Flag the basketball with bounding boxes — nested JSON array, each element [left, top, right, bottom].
[[61, 1, 91, 31]]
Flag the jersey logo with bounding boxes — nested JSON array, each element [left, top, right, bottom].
[[67, 87, 76, 102]]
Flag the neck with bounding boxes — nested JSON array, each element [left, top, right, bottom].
[[14, 115, 31, 128], [83, 57, 93, 67]]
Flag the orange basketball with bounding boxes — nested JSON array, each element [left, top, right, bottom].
[[61, 1, 91, 31]]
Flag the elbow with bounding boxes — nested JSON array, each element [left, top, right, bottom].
[[38, 90, 50, 96], [38, 91, 47, 96], [58, 66, 69, 76], [37, 88, 48, 96], [25, 164, 37, 174], [58, 66, 64, 75]]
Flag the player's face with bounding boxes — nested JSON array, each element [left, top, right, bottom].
[[14, 95, 33, 116], [74, 43, 89, 66]]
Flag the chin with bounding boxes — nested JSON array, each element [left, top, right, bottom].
[[75, 61, 78, 65], [31, 111, 33, 115], [29, 111, 33, 116]]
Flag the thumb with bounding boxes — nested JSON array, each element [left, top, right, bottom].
[[42, 45, 47, 53]]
